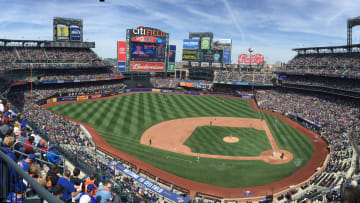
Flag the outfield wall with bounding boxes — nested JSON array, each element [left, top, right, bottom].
[[37, 88, 253, 106]]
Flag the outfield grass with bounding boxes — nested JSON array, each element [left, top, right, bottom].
[[185, 126, 272, 156], [47, 93, 314, 188]]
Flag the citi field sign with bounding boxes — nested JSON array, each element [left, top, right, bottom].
[[131, 26, 166, 39]]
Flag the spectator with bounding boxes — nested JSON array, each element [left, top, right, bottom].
[[0, 99, 4, 112], [2, 136, 17, 163], [57, 169, 82, 203], [79, 184, 97, 203], [24, 135, 35, 154], [84, 173, 97, 197], [18, 130, 28, 144], [47, 144, 62, 165], [95, 180, 113, 203], [70, 167, 83, 186], [52, 184, 66, 201], [46, 164, 60, 190], [18, 153, 35, 172], [342, 180, 360, 203], [1, 136, 26, 193], [70, 167, 83, 201]]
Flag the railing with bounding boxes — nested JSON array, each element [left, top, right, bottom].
[[12, 141, 65, 173], [0, 148, 63, 203]]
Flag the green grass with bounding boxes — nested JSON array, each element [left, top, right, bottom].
[[184, 126, 272, 156], [47, 93, 314, 188]]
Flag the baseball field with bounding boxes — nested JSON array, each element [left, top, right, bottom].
[[47, 93, 317, 190]]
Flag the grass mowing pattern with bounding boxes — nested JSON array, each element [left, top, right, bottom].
[[47, 93, 314, 188], [184, 126, 272, 156]]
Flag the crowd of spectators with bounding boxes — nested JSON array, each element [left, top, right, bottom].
[[3, 67, 122, 84], [287, 52, 360, 68], [1, 89, 165, 202], [256, 89, 360, 200], [278, 52, 360, 78], [8, 82, 126, 103], [150, 77, 181, 89], [214, 71, 273, 84], [281, 75, 360, 93], [0, 47, 112, 71]]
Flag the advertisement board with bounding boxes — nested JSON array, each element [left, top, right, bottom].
[[183, 39, 199, 49], [57, 26, 69, 40], [70, 27, 81, 41], [131, 36, 166, 44], [182, 50, 197, 61], [238, 53, 264, 64], [201, 38, 210, 49], [212, 39, 232, 50], [117, 41, 127, 72], [131, 42, 165, 61], [168, 63, 175, 72], [130, 61, 164, 72], [169, 45, 176, 62], [77, 96, 89, 101], [223, 50, 231, 63], [118, 62, 126, 72], [112, 162, 190, 203], [130, 26, 166, 40], [117, 41, 127, 61]]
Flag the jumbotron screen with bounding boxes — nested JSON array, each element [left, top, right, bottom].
[[130, 42, 166, 62]]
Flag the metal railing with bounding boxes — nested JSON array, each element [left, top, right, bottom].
[[12, 141, 65, 173], [0, 148, 63, 203]]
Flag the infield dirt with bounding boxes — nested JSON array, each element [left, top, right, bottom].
[[140, 117, 293, 164]]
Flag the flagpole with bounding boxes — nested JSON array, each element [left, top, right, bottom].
[[31, 64, 33, 103]]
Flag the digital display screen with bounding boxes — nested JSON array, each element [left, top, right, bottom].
[[131, 42, 165, 62]]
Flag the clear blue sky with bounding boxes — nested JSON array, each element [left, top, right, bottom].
[[1, 0, 360, 63]]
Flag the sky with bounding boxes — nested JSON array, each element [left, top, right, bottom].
[[1, 0, 360, 64]]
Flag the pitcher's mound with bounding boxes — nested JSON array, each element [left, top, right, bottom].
[[223, 136, 239, 143]]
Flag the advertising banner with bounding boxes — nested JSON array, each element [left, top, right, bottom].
[[130, 26, 166, 40], [70, 27, 81, 41], [110, 76, 125, 80], [130, 61, 164, 72], [57, 97, 77, 102], [182, 50, 197, 61], [131, 42, 165, 60], [223, 50, 231, 63], [117, 41, 127, 61], [212, 39, 232, 50], [90, 94, 102, 99], [201, 38, 210, 49], [77, 96, 89, 101], [168, 63, 175, 72], [112, 162, 190, 203], [118, 62, 126, 72], [169, 45, 176, 62], [238, 53, 264, 64], [183, 39, 199, 49], [131, 36, 166, 44], [57, 26, 69, 40]]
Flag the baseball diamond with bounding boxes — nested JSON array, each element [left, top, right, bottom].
[[45, 92, 328, 197]]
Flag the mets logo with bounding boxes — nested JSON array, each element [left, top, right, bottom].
[[177, 198, 184, 202], [109, 161, 117, 166]]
